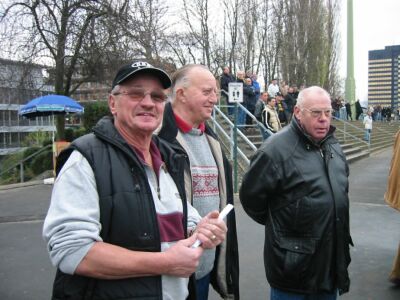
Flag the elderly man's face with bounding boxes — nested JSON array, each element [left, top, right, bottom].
[[109, 75, 166, 136], [294, 91, 332, 141], [180, 67, 218, 125]]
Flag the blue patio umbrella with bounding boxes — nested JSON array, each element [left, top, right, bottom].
[[19, 94, 84, 142], [19, 94, 84, 119]]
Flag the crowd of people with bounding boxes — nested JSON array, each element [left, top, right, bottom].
[[219, 66, 304, 139], [42, 61, 399, 300], [367, 105, 400, 122]]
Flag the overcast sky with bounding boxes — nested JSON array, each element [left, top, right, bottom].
[[340, 0, 400, 102]]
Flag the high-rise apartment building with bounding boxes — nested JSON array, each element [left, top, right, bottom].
[[368, 45, 400, 108]]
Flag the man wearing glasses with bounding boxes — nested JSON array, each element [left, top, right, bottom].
[[240, 86, 352, 300], [43, 62, 228, 300]]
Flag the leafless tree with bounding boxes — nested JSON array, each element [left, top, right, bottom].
[[1, 0, 343, 122], [181, 0, 213, 68], [277, 0, 341, 91], [0, 0, 129, 139], [222, 0, 241, 73]]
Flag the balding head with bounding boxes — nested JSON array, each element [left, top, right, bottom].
[[171, 64, 218, 127]]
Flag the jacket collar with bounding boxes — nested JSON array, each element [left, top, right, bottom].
[[92, 116, 163, 174], [291, 116, 336, 147]]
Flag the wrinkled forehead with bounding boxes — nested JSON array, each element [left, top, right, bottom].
[[303, 93, 331, 108]]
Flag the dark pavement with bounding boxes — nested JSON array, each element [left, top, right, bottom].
[[0, 148, 399, 299]]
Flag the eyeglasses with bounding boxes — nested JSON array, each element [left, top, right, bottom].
[[112, 87, 167, 103], [302, 107, 333, 118]]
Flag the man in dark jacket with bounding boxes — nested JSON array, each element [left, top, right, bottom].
[[284, 86, 297, 122], [158, 64, 240, 300], [220, 66, 235, 116], [43, 61, 228, 300], [240, 86, 352, 300], [355, 99, 363, 120]]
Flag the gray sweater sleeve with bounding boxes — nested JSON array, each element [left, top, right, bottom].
[[42, 150, 103, 274]]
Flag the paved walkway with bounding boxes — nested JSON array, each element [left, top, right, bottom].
[[0, 148, 399, 299]]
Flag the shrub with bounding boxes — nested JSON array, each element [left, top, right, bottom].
[[30, 149, 53, 175], [82, 101, 110, 131]]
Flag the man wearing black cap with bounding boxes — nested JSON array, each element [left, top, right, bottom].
[[43, 61, 228, 300]]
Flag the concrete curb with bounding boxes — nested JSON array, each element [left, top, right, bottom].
[[0, 180, 45, 191]]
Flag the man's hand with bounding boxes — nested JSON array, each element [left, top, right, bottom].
[[195, 211, 228, 249], [163, 234, 203, 277]]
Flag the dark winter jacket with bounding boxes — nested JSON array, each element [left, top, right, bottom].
[[240, 117, 352, 295], [220, 73, 235, 96]]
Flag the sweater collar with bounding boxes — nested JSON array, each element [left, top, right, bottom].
[[174, 112, 206, 133]]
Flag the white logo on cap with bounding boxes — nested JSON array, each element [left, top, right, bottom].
[[131, 62, 152, 68]]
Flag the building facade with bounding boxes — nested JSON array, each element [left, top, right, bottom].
[[368, 45, 400, 108], [0, 58, 54, 155]]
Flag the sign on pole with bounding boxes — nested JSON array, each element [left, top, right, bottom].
[[228, 82, 243, 103]]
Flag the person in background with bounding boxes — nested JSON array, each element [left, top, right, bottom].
[[268, 78, 280, 98], [280, 80, 289, 97], [236, 70, 247, 128], [355, 99, 363, 120], [43, 61, 228, 300], [275, 92, 287, 126], [220, 66, 235, 117], [284, 86, 297, 123], [251, 73, 261, 100], [240, 86, 352, 300], [262, 97, 281, 137], [255, 92, 271, 140], [345, 102, 352, 121], [363, 110, 373, 142], [244, 77, 257, 127], [158, 64, 240, 300]]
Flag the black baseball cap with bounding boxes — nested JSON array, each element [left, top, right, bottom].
[[112, 61, 171, 89]]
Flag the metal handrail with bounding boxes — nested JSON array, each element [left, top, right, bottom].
[[334, 126, 370, 151], [332, 116, 370, 152], [210, 109, 250, 165], [218, 103, 274, 137], [333, 116, 366, 131], [0, 144, 52, 183]]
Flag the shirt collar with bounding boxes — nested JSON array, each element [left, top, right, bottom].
[[132, 140, 163, 175], [174, 112, 206, 133]]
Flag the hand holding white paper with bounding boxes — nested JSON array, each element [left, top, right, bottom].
[[191, 204, 234, 248]]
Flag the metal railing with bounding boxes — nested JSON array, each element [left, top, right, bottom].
[[210, 103, 275, 191], [333, 116, 370, 142], [211, 106, 252, 165], [0, 144, 52, 184]]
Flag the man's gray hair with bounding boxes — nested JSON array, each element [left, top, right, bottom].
[[296, 86, 331, 108], [110, 85, 121, 95], [171, 64, 210, 101]]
